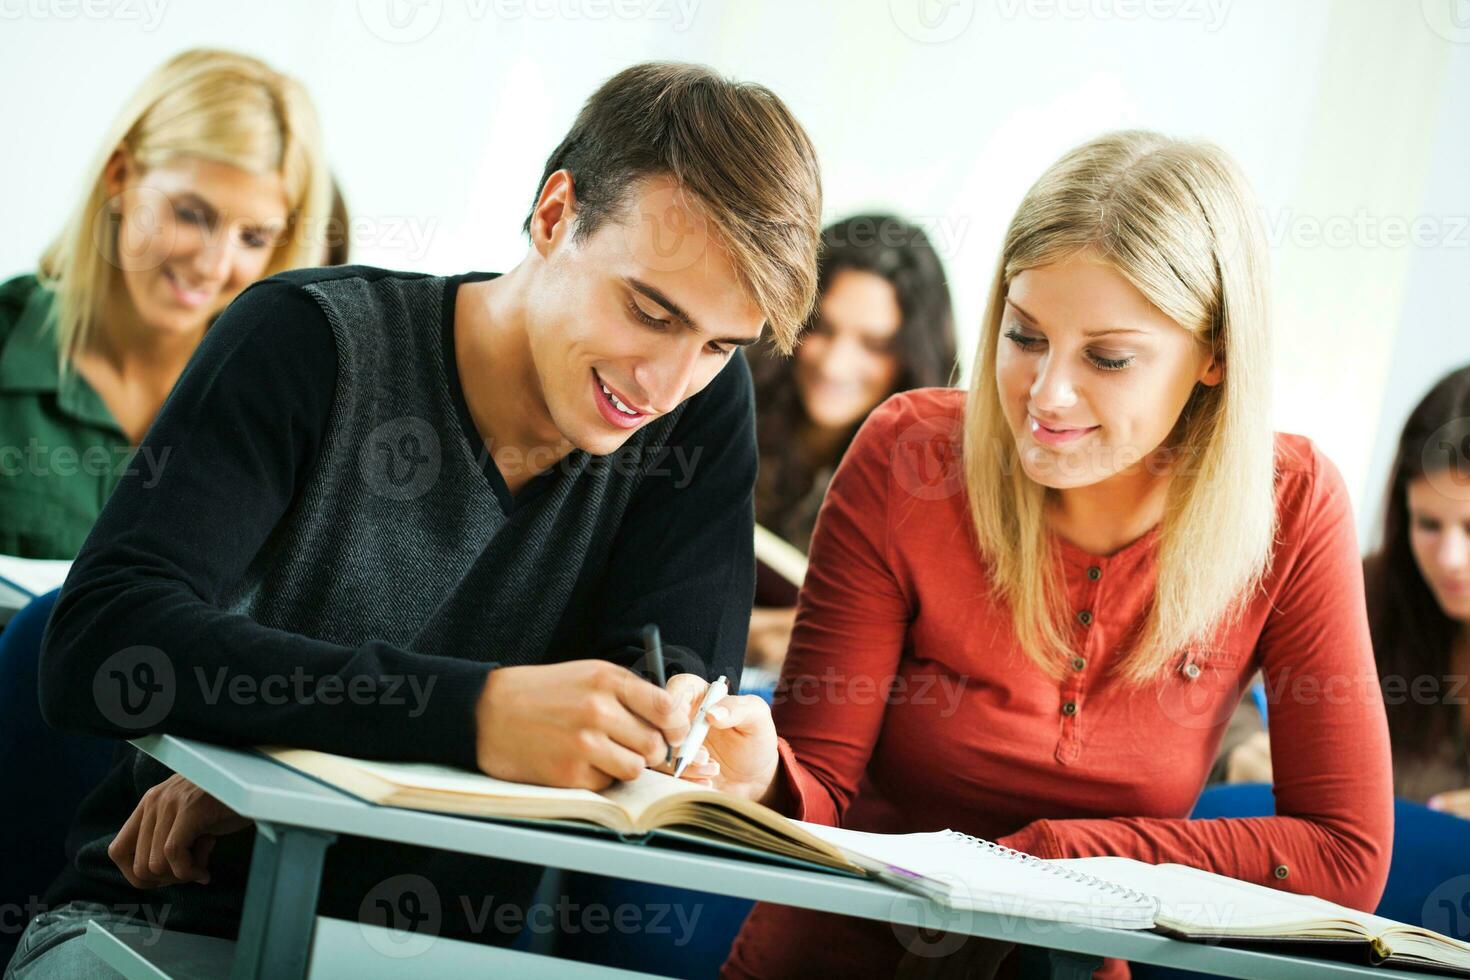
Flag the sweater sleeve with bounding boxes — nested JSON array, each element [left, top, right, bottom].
[[998, 449, 1394, 912], [765, 396, 913, 825], [38, 277, 494, 769]]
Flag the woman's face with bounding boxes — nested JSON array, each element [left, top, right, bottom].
[[105, 153, 290, 337], [794, 269, 902, 431], [995, 250, 1221, 490], [1407, 476, 1470, 623]]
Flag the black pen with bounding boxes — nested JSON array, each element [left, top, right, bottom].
[[641, 624, 671, 764]]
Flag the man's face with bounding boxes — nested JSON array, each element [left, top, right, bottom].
[[525, 174, 766, 457]]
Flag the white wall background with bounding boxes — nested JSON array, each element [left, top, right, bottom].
[[2, 0, 1467, 544]]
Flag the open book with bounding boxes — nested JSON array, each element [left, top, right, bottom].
[[1055, 856, 1470, 975], [263, 747, 867, 875], [263, 748, 1470, 975]]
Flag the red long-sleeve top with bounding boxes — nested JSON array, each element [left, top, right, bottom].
[[724, 388, 1393, 979]]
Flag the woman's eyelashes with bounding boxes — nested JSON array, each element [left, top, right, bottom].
[[172, 201, 274, 251], [626, 298, 733, 357], [1002, 325, 1135, 372]]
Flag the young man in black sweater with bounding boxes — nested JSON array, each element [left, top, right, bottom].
[[8, 62, 820, 975]]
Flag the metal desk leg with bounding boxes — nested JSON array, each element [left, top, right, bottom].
[[230, 821, 336, 980], [1048, 948, 1105, 979]]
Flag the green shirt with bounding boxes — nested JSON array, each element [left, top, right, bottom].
[[0, 274, 129, 559]]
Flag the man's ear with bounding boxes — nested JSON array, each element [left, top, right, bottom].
[[528, 169, 577, 258]]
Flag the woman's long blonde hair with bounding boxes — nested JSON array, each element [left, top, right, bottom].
[[39, 48, 330, 367], [962, 130, 1278, 684]]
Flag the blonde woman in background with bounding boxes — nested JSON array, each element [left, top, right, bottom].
[[662, 131, 1393, 979], [0, 48, 331, 559]]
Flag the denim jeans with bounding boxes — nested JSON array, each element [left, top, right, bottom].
[[2, 902, 146, 979]]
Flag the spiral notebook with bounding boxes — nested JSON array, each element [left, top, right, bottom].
[[801, 823, 1470, 975]]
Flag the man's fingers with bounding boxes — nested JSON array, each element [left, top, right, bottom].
[[586, 732, 654, 785], [109, 807, 145, 889], [191, 836, 218, 884], [618, 672, 691, 748], [164, 807, 209, 882], [133, 803, 159, 887], [599, 701, 669, 768], [150, 801, 179, 880]]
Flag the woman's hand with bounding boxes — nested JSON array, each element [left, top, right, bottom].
[[108, 773, 253, 888], [1428, 788, 1470, 818], [664, 673, 781, 804], [746, 606, 797, 670]]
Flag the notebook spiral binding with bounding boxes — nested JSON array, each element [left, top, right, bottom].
[[943, 830, 1159, 909]]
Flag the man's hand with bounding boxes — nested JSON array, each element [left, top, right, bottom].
[[474, 660, 693, 790], [108, 774, 252, 889]]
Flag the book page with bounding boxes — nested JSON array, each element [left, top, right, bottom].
[[797, 824, 1156, 926], [1051, 857, 1374, 935], [598, 769, 715, 825], [320, 756, 610, 805]]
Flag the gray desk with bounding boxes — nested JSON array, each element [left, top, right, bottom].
[[80, 734, 1431, 980]]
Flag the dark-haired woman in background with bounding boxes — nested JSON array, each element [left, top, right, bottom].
[[1215, 364, 1470, 812], [1366, 363, 1470, 811], [746, 214, 957, 670]]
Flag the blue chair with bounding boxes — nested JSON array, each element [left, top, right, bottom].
[[0, 589, 119, 965]]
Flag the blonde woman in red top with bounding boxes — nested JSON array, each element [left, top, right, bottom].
[[681, 131, 1394, 978]]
